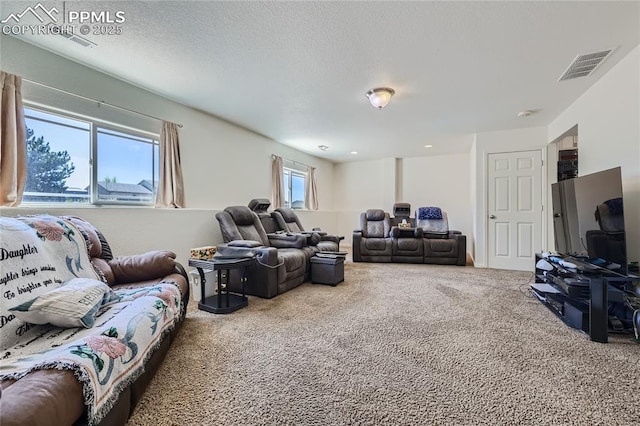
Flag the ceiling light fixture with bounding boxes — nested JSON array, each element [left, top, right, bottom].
[[517, 110, 535, 118], [424, 144, 433, 148], [365, 87, 395, 109], [350, 151, 358, 155], [318, 145, 329, 151]]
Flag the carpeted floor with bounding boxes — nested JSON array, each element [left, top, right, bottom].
[[127, 261, 639, 425]]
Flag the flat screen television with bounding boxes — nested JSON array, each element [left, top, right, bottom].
[[551, 167, 627, 274]]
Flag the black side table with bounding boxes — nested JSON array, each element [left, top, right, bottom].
[[188, 257, 255, 314]]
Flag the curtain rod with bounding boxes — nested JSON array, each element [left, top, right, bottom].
[[22, 78, 183, 128], [272, 154, 309, 169]]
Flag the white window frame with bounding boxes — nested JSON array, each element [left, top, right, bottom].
[[23, 103, 160, 207], [283, 165, 307, 210]]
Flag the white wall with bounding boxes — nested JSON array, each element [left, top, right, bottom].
[[1, 36, 340, 264], [548, 45, 640, 263], [402, 153, 472, 249], [0, 207, 219, 270], [473, 126, 548, 267], [333, 154, 474, 256], [3, 36, 638, 271], [333, 159, 390, 240]]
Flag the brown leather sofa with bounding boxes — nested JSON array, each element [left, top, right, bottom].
[[353, 208, 466, 266], [0, 216, 189, 426]]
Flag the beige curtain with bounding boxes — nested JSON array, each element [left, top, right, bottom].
[[305, 165, 319, 210], [272, 155, 284, 208], [0, 72, 27, 206], [155, 121, 185, 208]]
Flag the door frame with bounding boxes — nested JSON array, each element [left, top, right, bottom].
[[479, 146, 548, 269]]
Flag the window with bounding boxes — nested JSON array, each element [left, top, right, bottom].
[[24, 108, 90, 203], [96, 127, 158, 203], [283, 167, 306, 209], [23, 106, 159, 205]]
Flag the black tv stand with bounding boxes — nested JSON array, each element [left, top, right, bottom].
[[533, 253, 638, 343]]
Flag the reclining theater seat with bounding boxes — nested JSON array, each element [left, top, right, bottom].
[[249, 199, 319, 279], [216, 206, 308, 298], [390, 226, 424, 263], [416, 207, 466, 266], [352, 209, 392, 262], [273, 207, 341, 252]]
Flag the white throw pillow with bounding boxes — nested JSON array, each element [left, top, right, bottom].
[[9, 278, 117, 328]]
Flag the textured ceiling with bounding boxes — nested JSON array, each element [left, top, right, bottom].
[[3, 1, 639, 162]]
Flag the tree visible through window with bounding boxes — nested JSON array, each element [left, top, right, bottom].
[[23, 108, 89, 203], [23, 106, 159, 205], [25, 127, 76, 194]]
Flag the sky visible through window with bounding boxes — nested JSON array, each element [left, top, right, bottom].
[[25, 108, 157, 190], [97, 128, 157, 186], [25, 109, 90, 190], [283, 168, 305, 208], [292, 173, 304, 207]]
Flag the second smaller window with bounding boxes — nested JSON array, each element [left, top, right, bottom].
[[283, 167, 306, 209]]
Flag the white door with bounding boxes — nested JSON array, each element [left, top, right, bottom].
[[488, 150, 543, 271]]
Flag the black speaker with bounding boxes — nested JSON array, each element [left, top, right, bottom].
[[564, 299, 589, 333], [589, 278, 608, 343]]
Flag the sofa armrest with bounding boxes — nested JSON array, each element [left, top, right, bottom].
[[253, 246, 279, 267], [267, 233, 307, 248], [228, 239, 262, 248], [304, 229, 340, 244], [352, 231, 362, 262], [216, 243, 278, 267], [320, 235, 340, 244], [108, 250, 177, 285], [453, 234, 467, 266], [173, 261, 188, 283]]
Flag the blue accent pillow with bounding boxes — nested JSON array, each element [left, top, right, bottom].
[[417, 207, 443, 220]]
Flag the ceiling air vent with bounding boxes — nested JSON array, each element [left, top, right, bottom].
[[60, 32, 97, 48], [558, 49, 614, 81]]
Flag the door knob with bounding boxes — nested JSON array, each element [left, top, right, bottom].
[[553, 213, 561, 218], [489, 215, 496, 219]]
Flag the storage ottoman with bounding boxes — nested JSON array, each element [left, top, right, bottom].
[[310, 255, 344, 286]]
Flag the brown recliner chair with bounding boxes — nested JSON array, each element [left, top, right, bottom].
[[352, 209, 393, 262], [216, 206, 308, 298], [273, 207, 341, 252]]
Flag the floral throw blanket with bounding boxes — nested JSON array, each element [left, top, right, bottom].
[[1, 214, 101, 346], [0, 215, 182, 425], [1, 284, 181, 425]]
